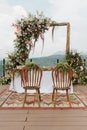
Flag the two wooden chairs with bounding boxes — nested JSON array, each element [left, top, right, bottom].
[[16, 63, 73, 107]]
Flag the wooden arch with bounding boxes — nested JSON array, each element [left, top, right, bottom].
[[50, 22, 70, 54]]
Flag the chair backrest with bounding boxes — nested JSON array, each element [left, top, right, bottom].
[[21, 65, 42, 87], [52, 65, 73, 89]]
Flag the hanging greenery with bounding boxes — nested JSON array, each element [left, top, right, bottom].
[[57, 62, 72, 72], [6, 12, 55, 69]]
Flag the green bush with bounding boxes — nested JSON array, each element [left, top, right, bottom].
[[66, 51, 87, 85], [0, 75, 11, 85]]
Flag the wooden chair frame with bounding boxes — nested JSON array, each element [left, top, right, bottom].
[[52, 65, 73, 107], [21, 65, 42, 107]]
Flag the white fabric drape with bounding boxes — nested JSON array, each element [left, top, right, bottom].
[[9, 71, 73, 93]]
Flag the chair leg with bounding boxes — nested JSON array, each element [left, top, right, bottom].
[[66, 89, 69, 102], [37, 89, 41, 101], [23, 89, 27, 107], [55, 89, 58, 107], [36, 90, 40, 107], [53, 89, 57, 107], [52, 89, 55, 101]]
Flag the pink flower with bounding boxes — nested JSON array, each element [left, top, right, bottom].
[[37, 19, 42, 23], [73, 73, 78, 78], [28, 40, 32, 45], [46, 23, 50, 27], [29, 17, 34, 21], [12, 24, 21, 32], [17, 27, 21, 32]]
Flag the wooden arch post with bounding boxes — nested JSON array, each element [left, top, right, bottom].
[[50, 22, 70, 54]]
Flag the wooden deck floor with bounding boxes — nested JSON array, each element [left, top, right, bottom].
[[0, 85, 87, 130], [0, 109, 87, 130]]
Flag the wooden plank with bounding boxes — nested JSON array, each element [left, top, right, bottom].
[[0, 122, 25, 126], [50, 22, 69, 26], [0, 114, 27, 121], [29, 109, 87, 114], [66, 23, 70, 54], [0, 126, 24, 130], [25, 126, 87, 130], [0, 110, 28, 114], [0, 109, 87, 130], [26, 121, 87, 126], [27, 116, 87, 122]]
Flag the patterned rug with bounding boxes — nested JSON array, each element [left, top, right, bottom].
[[0, 87, 87, 109]]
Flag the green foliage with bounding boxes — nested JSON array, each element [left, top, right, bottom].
[[66, 51, 87, 85], [0, 75, 11, 85], [25, 62, 42, 70], [57, 62, 72, 72], [25, 62, 36, 70], [6, 52, 21, 70], [0, 60, 3, 76]]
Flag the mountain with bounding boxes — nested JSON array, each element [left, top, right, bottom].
[[29, 52, 66, 67], [29, 51, 87, 67], [0, 53, 65, 76], [0, 51, 87, 77]]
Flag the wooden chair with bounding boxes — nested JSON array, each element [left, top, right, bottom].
[[52, 64, 73, 107], [21, 64, 42, 107]]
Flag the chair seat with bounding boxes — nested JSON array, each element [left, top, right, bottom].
[[53, 86, 70, 90], [23, 86, 40, 90]]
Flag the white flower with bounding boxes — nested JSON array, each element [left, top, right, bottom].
[[72, 52, 75, 56], [80, 66, 83, 71]]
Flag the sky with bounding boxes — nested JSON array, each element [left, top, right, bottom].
[[0, 0, 87, 59]]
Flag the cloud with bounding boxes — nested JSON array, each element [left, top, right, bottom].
[[13, 5, 28, 19], [0, 2, 28, 59], [0, 0, 87, 59], [47, 0, 87, 53]]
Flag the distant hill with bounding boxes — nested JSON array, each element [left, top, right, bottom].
[[28, 52, 87, 67], [0, 52, 87, 77], [29, 53, 66, 67]]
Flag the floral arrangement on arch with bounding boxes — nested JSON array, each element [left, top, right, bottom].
[[66, 51, 87, 85], [6, 12, 55, 69]]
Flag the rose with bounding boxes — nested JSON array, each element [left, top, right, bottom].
[[73, 73, 78, 78]]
